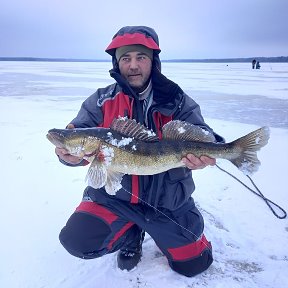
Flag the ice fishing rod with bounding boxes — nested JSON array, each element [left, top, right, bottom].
[[216, 164, 287, 219]]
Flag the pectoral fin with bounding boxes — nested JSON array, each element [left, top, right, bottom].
[[85, 158, 107, 189], [85, 157, 123, 195], [105, 170, 124, 195]]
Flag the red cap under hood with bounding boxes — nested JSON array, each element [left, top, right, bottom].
[[105, 26, 161, 56]]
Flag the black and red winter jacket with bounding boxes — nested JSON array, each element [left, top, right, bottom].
[[65, 26, 224, 211]]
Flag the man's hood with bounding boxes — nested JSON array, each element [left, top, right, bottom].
[[105, 26, 161, 71], [106, 26, 183, 110]]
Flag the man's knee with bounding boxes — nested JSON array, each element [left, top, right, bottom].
[[169, 248, 213, 277], [59, 212, 111, 259]]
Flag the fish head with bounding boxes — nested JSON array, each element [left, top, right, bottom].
[[47, 128, 101, 158]]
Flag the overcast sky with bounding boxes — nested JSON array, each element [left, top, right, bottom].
[[0, 0, 287, 60]]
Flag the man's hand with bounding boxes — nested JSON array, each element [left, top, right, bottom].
[[55, 147, 83, 164], [55, 123, 83, 165], [182, 154, 216, 170]]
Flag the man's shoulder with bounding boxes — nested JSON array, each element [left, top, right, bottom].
[[87, 83, 121, 106], [93, 83, 118, 97], [97, 83, 125, 106]]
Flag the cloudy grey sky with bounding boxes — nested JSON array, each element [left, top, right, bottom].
[[0, 0, 287, 60]]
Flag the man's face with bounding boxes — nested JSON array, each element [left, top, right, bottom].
[[118, 51, 152, 93]]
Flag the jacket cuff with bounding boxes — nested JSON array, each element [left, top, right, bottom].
[[58, 156, 90, 167]]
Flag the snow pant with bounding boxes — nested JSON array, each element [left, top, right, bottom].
[[59, 192, 213, 277]]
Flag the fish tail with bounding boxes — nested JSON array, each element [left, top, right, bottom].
[[229, 126, 270, 175]]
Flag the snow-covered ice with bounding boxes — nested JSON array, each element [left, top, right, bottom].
[[1, 61, 287, 288]]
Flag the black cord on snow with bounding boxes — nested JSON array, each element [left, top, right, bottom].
[[216, 164, 287, 219]]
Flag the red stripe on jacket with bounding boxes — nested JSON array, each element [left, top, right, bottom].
[[153, 112, 173, 139], [99, 92, 139, 203], [99, 92, 173, 204], [100, 92, 132, 128]]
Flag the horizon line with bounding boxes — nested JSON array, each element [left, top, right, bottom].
[[0, 56, 287, 63]]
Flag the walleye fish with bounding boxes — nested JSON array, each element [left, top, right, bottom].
[[47, 118, 270, 195]]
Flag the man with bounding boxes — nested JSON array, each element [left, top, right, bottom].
[[56, 26, 224, 277]]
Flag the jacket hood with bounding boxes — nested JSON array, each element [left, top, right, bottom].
[[106, 26, 162, 71], [107, 26, 183, 113]]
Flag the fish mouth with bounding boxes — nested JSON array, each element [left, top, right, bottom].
[[47, 131, 56, 143], [46, 131, 65, 148], [84, 150, 98, 157], [47, 131, 61, 141]]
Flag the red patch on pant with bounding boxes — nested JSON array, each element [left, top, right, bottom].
[[167, 234, 211, 261], [107, 222, 134, 250], [76, 201, 118, 225]]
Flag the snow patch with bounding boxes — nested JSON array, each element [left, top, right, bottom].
[[177, 127, 186, 134], [108, 136, 133, 147], [102, 145, 114, 166]]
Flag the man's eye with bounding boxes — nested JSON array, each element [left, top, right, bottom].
[[138, 56, 147, 61], [121, 57, 130, 62]]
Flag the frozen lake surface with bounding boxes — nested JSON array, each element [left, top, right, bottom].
[[1, 61, 288, 128], [1, 61, 287, 288]]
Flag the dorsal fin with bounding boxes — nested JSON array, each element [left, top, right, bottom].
[[162, 120, 216, 142], [110, 117, 159, 142]]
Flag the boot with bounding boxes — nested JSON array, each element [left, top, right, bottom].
[[117, 229, 145, 271]]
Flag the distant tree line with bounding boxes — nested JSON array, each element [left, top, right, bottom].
[[162, 56, 288, 63], [0, 57, 109, 62], [0, 56, 287, 63]]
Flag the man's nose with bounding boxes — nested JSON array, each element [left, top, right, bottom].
[[129, 57, 138, 69]]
